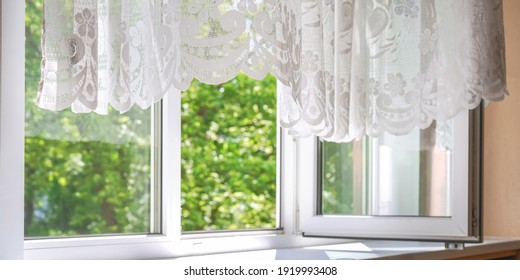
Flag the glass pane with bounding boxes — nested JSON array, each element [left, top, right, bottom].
[[321, 122, 453, 217], [25, 0, 153, 238], [181, 74, 277, 231], [320, 140, 361, 215]]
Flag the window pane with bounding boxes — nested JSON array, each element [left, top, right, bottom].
[[320, 141, 360, 215], [181, 74, 277, 231], [25, 0, 154, 238], [321, 122, 453, 217]]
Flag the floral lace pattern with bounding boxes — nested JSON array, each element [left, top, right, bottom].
[[38, 0, 508, 141], [38, 0, 300, 113], [279, 0, 508, 141]]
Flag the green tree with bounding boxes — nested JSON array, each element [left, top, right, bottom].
[[181, 74, 277, 231]]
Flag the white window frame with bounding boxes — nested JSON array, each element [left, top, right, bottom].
[[22, 91, 345, 259], [0, 0, 25, 260], [299, 110, 482, 243]]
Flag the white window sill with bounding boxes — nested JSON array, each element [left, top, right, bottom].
[[175, 237, 520, 260]]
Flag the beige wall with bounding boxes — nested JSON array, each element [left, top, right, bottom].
[[483, 0, 520, 237]]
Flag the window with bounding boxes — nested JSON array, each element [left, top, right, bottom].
[[320, 124, 454, 217], [299, 109, 482, 242], [24, 108, 158, 238], [25, 0, 160, 238], [22, 0, 286, 259], [0, 0, 482, 259], [24, 0, 279, 241]]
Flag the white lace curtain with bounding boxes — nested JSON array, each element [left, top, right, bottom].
[[38, 0, 508, 142]]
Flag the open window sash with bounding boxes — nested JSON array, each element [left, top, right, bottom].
[[298, 107, 482, 243]]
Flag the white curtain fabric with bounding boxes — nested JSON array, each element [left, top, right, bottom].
[[38, 0, 508, 142], [38, 0, 300, 114], [279, 0, 508, 141]]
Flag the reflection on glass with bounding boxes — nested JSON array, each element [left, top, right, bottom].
[[320, 140, 358, 215], [321, 121, 453, 217]]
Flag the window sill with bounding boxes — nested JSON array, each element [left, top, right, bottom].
[[175, 237, 520, 260]]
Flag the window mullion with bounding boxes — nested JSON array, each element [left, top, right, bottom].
[[160, 92, 182, 239], [150, 101, 163, 234]]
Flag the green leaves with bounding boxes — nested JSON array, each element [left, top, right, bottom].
[[181, 74, 277, 231], [25, 134, 152, 237]]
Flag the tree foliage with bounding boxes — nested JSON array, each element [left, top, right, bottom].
[[181, 74, 277, 231]]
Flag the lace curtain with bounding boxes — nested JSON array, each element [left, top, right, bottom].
[[38, 0, 508, 142]]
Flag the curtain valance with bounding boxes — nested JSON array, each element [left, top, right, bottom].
[[38, 0, 508, 142]]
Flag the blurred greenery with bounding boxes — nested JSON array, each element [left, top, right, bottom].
[[24, 0, 277, 236], [321, 142, 355, 215], [181, 74, 277, 231]]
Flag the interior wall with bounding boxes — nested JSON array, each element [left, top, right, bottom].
[[483, 0, 520, 237]]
